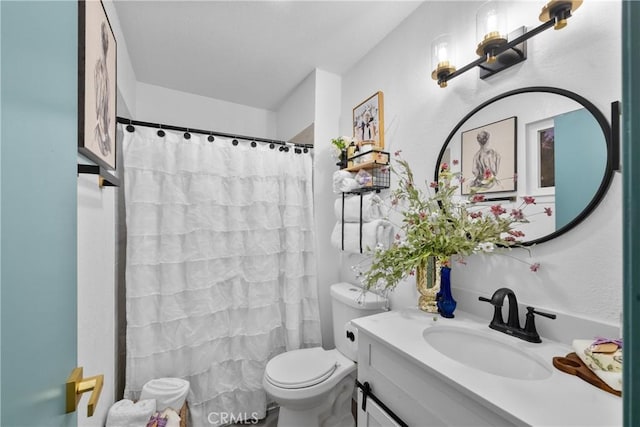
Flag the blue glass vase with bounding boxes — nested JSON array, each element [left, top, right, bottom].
[[436, 266, 457, 318]]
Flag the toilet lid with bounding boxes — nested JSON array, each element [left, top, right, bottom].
[[265, 347, 338, 389]]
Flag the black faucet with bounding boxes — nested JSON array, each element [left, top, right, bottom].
[[479, 288, 556, 343]]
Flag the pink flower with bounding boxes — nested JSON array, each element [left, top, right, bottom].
[[530, 263, 541, 272], [484, 169, 493, 179], [409, 269, 415, 276], [544, 207, 553, 216], [490, 204, 506, 217], [452, 159, 459, 165], [511, 209, 524, 220], [523, 196, 536, 205], [470, 211, 483, 219], [440, 162, 449, 172], [395, 233, 401, 240], [391, 198, 398, 206], [504, 236, 516, 242], [471, 194, 485, 203], [429, 181, 438, 188], [419, 211, 427, 220], [394, 150, 402, 157], [508, 230, 525, 238]]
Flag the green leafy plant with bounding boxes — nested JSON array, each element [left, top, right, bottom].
[[358, 151, 547, 291], [330, 136, 353, 157]]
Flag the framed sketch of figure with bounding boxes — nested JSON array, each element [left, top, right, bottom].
[[353, 91, 384, 149], [461, 116, 517, 195], [78, 0, 117, 171]]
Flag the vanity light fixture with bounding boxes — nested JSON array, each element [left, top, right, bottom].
[[431, 0, 582, 88]]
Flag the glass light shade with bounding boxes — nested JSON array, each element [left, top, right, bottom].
[[476, 1, 508, 45], [476, 1, 508, 60], [431, 34, 456, 87], [431, 34, 455, 71]]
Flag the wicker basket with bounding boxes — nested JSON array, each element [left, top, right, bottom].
[[179, 402, 188, 427]]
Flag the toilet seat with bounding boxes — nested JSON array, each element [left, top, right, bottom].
[[265, 347, 338, 389]]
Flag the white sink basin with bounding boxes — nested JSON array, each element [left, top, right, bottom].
[[423, 325, 552, 380]]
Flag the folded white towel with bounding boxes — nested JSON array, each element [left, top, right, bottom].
[[334, 193, 388, 223], [140, 378, 190, 412], [331, 219, 394, 253], [333, 170, 359, 193], [106, 399, 156, 427]]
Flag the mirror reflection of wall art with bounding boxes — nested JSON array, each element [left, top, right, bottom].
[[353, 91, 384, 149], [526, 117, 556, 196], [78, 0, 117, 171], [461, 116, 517, 195], [538, 127, 555, 188]]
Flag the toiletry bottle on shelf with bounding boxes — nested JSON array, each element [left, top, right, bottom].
[[347, 141, 356, 168]]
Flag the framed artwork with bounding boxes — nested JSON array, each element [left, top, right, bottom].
[[526, 117, 556, 196], [353, 91, 384, 149], [78, 0, 117, 171], [461, 116, 517, 195]]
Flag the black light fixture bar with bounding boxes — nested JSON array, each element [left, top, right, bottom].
[[438, 17, 556, 87]]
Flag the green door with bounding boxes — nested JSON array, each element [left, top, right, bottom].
[[623, 2, 640, 425], [1, 1, 78, 425]]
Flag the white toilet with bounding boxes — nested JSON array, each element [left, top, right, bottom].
[[263, 282, 388, 427]]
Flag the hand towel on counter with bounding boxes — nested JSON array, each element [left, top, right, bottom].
[[572, 339, 622, 392], [333, 170, 359, 193], [334, 193, 388, 223], [331, 219, 394, 253]]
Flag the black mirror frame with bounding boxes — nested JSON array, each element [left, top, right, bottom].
[[434, 86, 619, 246]]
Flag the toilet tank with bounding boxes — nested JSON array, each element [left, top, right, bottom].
[[330, 282, 388, 361]]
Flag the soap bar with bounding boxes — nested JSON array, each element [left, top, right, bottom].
[[591, 342, 619, 353]]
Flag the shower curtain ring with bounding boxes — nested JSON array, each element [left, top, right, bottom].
[[184, 128, 191, 140], [157, 124, 165, 137], [208, 133, 215, 142], [126, 119, 135, 133]]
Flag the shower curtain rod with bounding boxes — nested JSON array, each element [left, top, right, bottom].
[[116, 117, 313, 149]]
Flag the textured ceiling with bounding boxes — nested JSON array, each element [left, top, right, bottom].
[[113, 1, 424, 110]]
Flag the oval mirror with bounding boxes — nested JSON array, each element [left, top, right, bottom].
[[435, 87, 616, 246]]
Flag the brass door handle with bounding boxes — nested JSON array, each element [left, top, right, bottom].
[[66, 367, 104, 417]]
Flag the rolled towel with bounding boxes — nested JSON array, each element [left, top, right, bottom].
[[331, 219, 394, 253], [333, 170, 359, 193], [334, 193, 388, 223], [140, 378, 190, 412], [106, 399, 156, 427]]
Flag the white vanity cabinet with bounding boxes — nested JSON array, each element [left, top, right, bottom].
[[356, 330, 520, 427], [353, 309, 622, 427]]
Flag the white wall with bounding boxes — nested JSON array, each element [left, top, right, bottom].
[[75, 5, 134, 423], [136, 82, 277, 138], [77, 175, 117, 426], [313, 69, 342, 348], [276, 71, 316, 141], [336, 1, 622, 326]]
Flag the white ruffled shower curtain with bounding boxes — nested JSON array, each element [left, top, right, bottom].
[[121, 124, 321, 426]]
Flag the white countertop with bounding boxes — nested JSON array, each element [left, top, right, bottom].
[[352, 308, 622, 427]]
